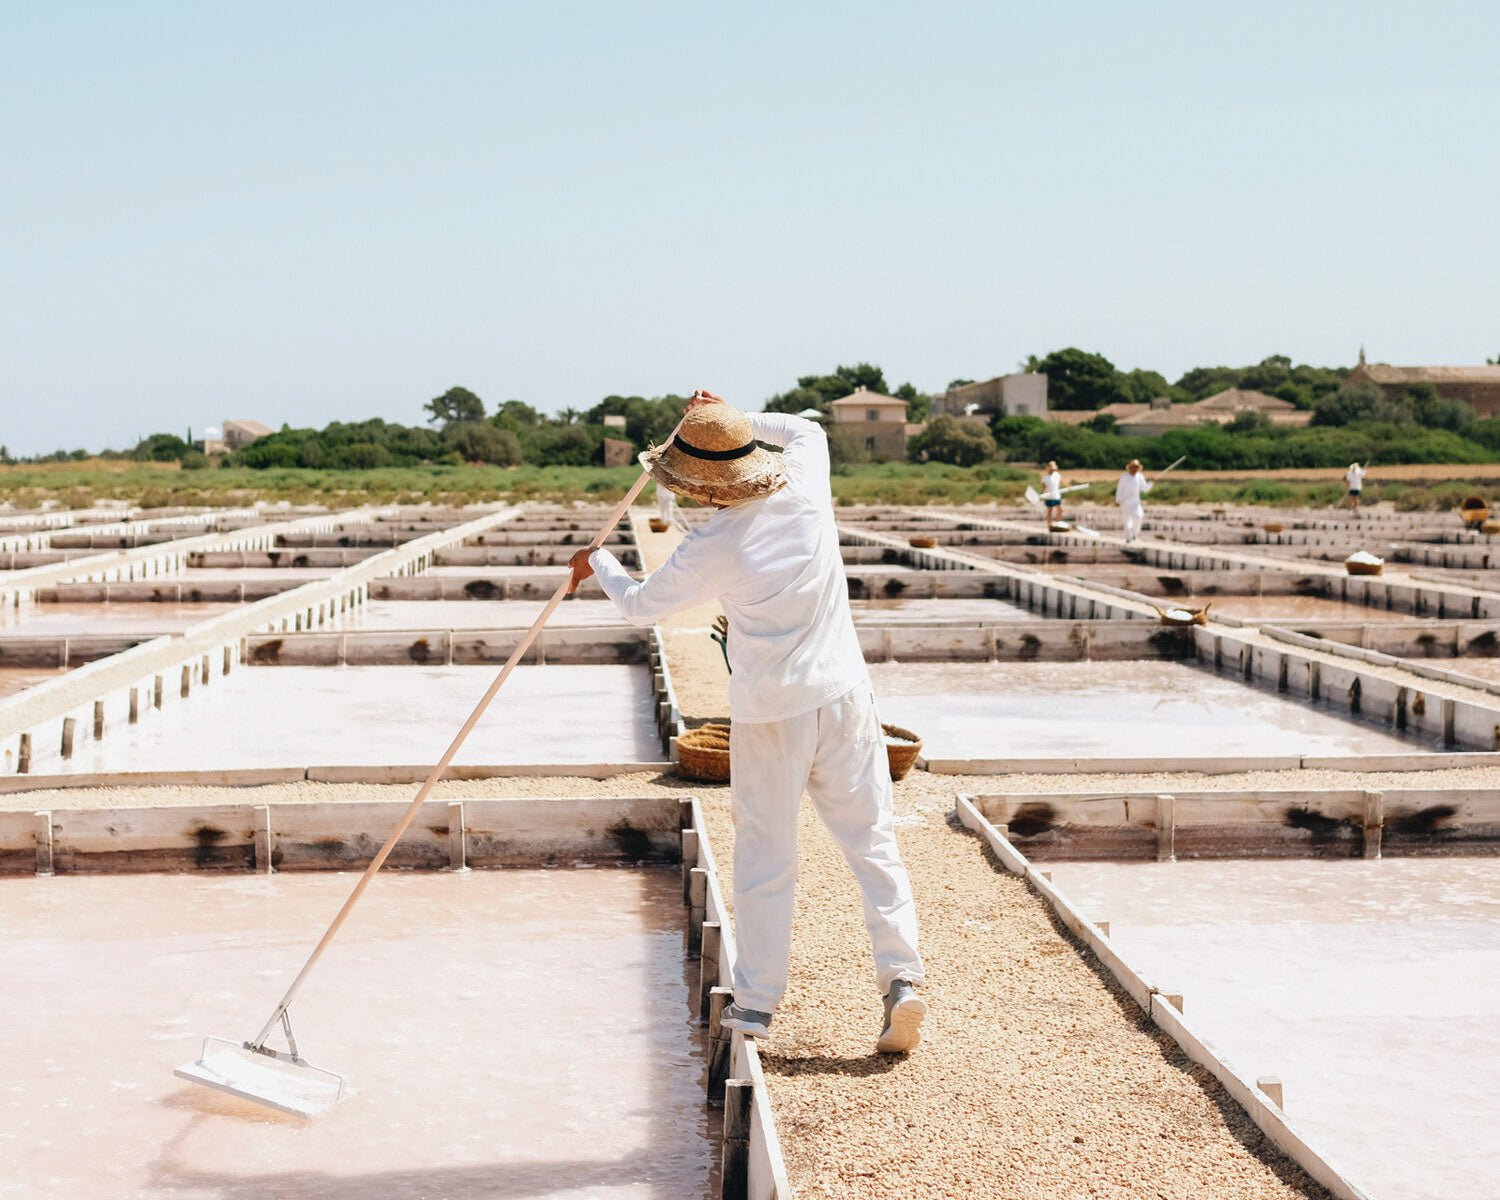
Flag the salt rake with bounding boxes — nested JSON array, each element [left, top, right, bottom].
[[176, 448, 670, 1119]]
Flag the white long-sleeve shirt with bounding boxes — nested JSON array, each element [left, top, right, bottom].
[[1041, 471, 1062, 500], [1115, 471, 1152, 509], [589, 411, 868, 724], [1346, 466, 1365, 490]]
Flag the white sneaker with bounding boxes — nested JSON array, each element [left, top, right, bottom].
[[876, 980, 927, 1054]]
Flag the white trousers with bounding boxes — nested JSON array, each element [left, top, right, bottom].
[[1122, 503, 1145, 541], [727, 685, 925, 1012]]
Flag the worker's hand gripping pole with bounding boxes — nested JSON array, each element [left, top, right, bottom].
[[248, 417, 686, 1055]]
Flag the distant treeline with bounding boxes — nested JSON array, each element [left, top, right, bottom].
[[10, 349, 1497, 471]]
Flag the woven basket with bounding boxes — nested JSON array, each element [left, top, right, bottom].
[[675, 722, 923, 782], [1048, 521, 1071, 533], [1345, 560, 1383, 576], [648, 518, 671, 533], [676, 723, 731, 782], [1262, 522, 1284, 534], [1482, 520, 1500, 535], [1460, 496, 1491, 527], [908, 536, 937, 549], [883, 724, 923, 781], [1150, 602, 1210, 627]]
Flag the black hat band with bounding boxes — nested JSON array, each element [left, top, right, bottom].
[[673, 435, 757, 461]]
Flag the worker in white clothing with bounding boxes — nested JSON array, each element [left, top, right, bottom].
[[1116, 458, 1152, 544], [1345, 462, 1366, 512], [1040, 460, 1064, 525], [654, 480, 678, 526], [567, 391, 928, 1054]]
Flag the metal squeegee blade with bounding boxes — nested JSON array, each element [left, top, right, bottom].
[[175, 1038, 348, 1119]]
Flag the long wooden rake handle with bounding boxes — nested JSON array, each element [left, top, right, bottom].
[[250, 455, 666, 1051], [1151, 455, 1187, 485]]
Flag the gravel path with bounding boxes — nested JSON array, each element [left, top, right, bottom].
[[634, 516, 1335, 1199]]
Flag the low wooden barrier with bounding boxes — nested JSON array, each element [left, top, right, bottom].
[[0, 795, 685, 876], [679, 796, 793, 1200], [972, 788, 1500, 859], [955, 797, 1374, 1200]]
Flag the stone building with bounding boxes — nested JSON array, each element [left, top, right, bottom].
[[1051, 389, 1311, 438], [828, 387, 909, 459], [932, 373, 1048, 418], [1346, 351, 1500, 417], [222, 419, 274, 451], [602, 437, 634, 468]]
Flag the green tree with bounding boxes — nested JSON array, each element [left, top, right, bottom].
[[131, 433, 193, 462], [339, 443, 391, 469], [583, 394, 686, 448], [1031, 348, 1131, 411], [894, 382, 931, 422], [826, 426, 870, 471], [424, 386, 485, 427], [522, 423, 602, 467], [907, 414, 997, 466], [1120, 368, 1176, 404], [1312, 382, 1410, 427], [491, 400, 540, 430], [764, 363, 890, 416], [1226, 409, 1272, 434], [446, 421, 523, 465], [1405, 383, 1476, 433]]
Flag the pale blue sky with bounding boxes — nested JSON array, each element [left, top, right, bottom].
[[2, 2, 1496, 455]]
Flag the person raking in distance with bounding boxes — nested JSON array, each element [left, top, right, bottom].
[[569, 390, 928, 1053]]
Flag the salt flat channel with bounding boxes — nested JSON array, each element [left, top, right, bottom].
[[869, 660, 1439, 760], [29, 664, 660, 774], [1044, 858, 1500, 1200], [0, 869, 714, 1199], [0, 600, 238, 634]]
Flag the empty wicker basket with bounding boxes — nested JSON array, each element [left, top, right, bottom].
[[908, 536, 937, 549], [1262, 522, 1285, 534], [1483, 520, 1500, 535], [676, 723, 731, 782], [1460, 496, 1491, 527], [674, 722, 923, 782], [648, 518, 671, 533]]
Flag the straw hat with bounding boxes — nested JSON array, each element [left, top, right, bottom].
[[641, 403, 787, 507], [1127, 459, 1142, 472]]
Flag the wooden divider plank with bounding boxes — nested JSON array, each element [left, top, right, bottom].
[[463, 796, 680, 866], [51, 805, 257, 873], [269, 800, 450, 871]]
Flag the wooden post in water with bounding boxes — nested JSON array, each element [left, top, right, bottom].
[[706, 987, 734, 1105], [720, 1079, 752, 1200], [699, 921, 721, 1023]]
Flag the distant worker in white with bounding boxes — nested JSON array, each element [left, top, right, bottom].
[[654, 479, 678, 527], [1116, 458, 1152, 543], [567, 390, 928, 1053], [1040, 460, 1064, 525], [1345, 462, 1366, 512]]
